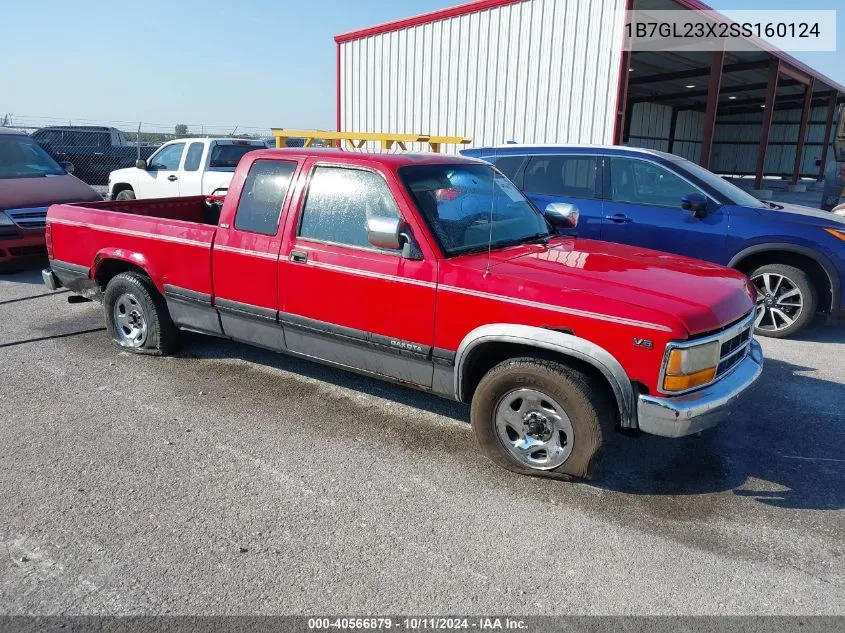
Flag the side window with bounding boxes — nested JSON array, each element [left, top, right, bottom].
[[492, 156, 525, 182], [609, 158, 699, 207], [64, 131, 98, 148], [233, 159, 296, 235], [149, 143, 186, 171], [299, 166, 401, 250], [183, 142, 204, 172], [34, 130, 62, 146], [523, 156, 599, 198]]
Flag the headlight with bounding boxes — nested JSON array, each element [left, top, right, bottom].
[[663, 340, 720, 392], [0, 211, 14, 226]]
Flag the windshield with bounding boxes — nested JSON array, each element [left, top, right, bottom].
[[670, 156, 766, 208], [209, 144, 262, 170], [0, 134, 66, 179], [399, 164, 551, 256]]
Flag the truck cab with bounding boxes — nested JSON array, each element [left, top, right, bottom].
[[108, 138, 268, 200]]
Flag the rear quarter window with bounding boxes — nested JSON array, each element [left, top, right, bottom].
[[233, 159, 296, 235]]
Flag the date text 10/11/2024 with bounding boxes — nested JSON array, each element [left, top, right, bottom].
[[307, 617, 529, 630]]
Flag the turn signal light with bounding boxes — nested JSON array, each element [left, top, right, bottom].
[[45, 223, 54, 259], [824, 228, 845, 242], [663, 368, 717, 392]]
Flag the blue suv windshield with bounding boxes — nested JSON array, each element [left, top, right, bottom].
[[670, 157, 766, 208], [399, 163, 551, 256]]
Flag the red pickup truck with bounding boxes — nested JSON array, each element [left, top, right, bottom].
[[42, 148, 763, 479]]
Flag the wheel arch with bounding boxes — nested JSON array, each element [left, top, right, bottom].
[[92, 250, 157, 291], [728, 243, 840, 313], [110, 182, 134, 199], [454, 324, 637, 429]]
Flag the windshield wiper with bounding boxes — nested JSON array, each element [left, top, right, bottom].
[[761, 200, 783, 210], [520, 232, 554, 245]]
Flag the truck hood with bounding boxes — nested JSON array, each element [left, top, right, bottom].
[[0, 174, 100, 211], [109, 166, 138, 182], [477, 238, 755, 336]]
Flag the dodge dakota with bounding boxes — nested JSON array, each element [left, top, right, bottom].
[[42, 149, 763, 479]]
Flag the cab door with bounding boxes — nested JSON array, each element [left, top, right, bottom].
[[139, 142, 185, 198], [520, 154, 604, 240], [277, 160, 437, 388], [177, 141, 207, 196], [211, 156, 301, 349]]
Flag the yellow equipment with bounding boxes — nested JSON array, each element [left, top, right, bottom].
[[270, 129, 471, 153]]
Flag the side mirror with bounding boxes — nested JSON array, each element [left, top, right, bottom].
[[60, 161, 74, 174], [545, 202, 579, 229], [366, 216, 402, 250], [681, 193, 709, 218], [135, 159, 148, 170]]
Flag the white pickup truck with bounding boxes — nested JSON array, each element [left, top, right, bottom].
[[107, 137, 267, 200]]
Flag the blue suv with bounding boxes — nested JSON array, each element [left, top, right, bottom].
[[462, 145, 845, 338]]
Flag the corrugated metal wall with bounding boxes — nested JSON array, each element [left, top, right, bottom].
[[339, 0, 626, 153], [627, 101, 832, 177]]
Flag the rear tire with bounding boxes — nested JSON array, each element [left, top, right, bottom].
[[470, 358, 613, 480], [750, 263, 817, 339], [114, 188, 136, 201], [103, 272, 178, 355]]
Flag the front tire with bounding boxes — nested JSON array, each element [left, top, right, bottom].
[[104, 272, 178, 355], [470, 358, 613, 480], [750, 263, 817, 339], [114, 188, 136, 201]]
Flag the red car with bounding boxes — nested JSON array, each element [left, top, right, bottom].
[[42, 149, 763, 479], [0, 128, 100, 269]]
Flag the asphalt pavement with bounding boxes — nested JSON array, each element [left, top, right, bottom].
[[1, 267, 843, 615]]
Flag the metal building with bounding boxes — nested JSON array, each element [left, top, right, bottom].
[[335, 0, 844, 187]]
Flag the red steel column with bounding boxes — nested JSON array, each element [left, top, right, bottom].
[[791, 78, 815, 184], [818, 94, 838, 178], [613, 0, 637, 145], [755, 59, 781, 189], [700, 49, 725, 169]]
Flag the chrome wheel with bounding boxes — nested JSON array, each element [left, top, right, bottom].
[[112, 292, 148, 347], [494, 388, 574, 470], [752, 272, 803, 333]]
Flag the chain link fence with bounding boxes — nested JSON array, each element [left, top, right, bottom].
[[1, 114, 278, 194]]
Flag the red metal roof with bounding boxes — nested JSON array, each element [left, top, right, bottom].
[[334, 0, 521, 43], [334, 0, 844, 94]]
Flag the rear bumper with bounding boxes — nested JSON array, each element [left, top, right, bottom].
[[0, 233, 46, 266], [637, 340, 763, 438], [42, 268, 62, 291]]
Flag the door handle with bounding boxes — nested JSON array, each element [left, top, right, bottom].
[[168, 175, 178, 182], [290, 250, 308, 264], [605, 214, 633, 223]]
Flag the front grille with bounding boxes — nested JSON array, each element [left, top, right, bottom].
[[5, 207, 48, 230], [716, 320, 753, 377]]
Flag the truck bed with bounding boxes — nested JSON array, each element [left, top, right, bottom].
[[78, 195, 223, 225], [47, 195, 221, 297]]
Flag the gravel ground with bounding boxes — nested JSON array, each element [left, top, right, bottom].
[[1, 267, 843, 615]]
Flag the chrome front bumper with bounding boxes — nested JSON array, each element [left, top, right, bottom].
[[637, 339, 763, 438]]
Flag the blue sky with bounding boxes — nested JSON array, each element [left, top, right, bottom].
[[1, 0, 842, 132]]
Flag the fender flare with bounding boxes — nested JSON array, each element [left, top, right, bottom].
[[727, 243, 840, 312], [92, 248, 157, 288], [454, 324, 638, 429]]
